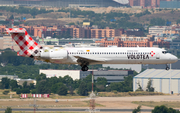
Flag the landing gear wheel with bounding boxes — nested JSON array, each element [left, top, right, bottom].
[[84, 66, 88, 71], [81, 65, 89, 71], [166, 67, 169, 70]]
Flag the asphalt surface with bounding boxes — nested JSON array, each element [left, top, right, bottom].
[[0, 108, 153, 112]]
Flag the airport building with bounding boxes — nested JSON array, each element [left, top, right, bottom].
[[0, 75, 18, 81], [142, 60, 180, 70], [16, 79, 36, 85], [40, 69, 134, 83], [103, 64, 142, 73], [0, 75, 36, 85], [133, 69, 180, 94]]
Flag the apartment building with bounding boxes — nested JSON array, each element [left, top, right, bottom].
[[149, 26, 167, 36], [91, 28, 124, 38], [0, 25, 6, 33], [149, 25, 180, 36], [3, 35, 20, 51], [73, 28, 85, 38], [0, 36, 3, 50], [129, 0, 162, 8], [96, 36, 153, 47], [163, 26, 180, 35], [95, 35, 170, 48]]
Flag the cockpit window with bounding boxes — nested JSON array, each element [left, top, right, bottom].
[[162, 51, 167, 54]]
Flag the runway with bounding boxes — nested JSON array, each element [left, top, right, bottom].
[[0, 108, 153, 112]]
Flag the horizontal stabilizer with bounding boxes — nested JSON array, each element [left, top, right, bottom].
[[6, 28, 26, 34]]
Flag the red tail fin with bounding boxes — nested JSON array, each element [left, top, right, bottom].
[[6, 28, 41, 58]]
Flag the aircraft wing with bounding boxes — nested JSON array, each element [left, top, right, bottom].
[[74, 56, 106, 63]]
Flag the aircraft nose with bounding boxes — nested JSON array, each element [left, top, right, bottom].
[[170, 54, 178, 63]]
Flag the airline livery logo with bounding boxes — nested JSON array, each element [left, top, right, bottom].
[[6, 28, 40, 57], [150, 51, 155, 57]]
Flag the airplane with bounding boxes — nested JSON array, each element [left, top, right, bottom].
[[5, 28, 178, 71]]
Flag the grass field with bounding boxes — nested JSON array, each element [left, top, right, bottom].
[[132, 101, 180, 108], [0, 89, 88, 99], [98, 91, 164, 97]]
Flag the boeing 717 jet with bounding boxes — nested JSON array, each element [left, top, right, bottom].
[[6, 28, 178, 71]]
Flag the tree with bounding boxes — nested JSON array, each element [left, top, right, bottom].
[[136, 81, 143, 91], [31, 89, 36, 94], [9, 15, 14, 20], [51, 83, 59, 93], [78, 81, 88, 96], [132, 105, 141, 113], [68, 22, 75, 25], [36, 73, 46, 82], [83, 74, 92, 83], [23, 81, 28, 89], [150, 18, 166, 26], [10, 80, 18, 90], [96, 76, 107, 92], [146, 79, 154, 92], [22, 88, 30, 93], [3, 90, 9, 95], [152, 105, 180, 113], [57, 83, 68, 95], [36, 81, 51, 94], [16, 89, 21, 94], [96, 77, 107, 86], [5, 107, 12, 113], [1, 77, 10, 89], [177, 19, 180, 24], [29, 83, 34, 89], [63, 75, 73, 87], [69, 86, 74, 96]]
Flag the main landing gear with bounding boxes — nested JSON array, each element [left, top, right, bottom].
[[166, 64, 170, 70], [77, 59, 89, 71], [81, 65, 89, 71]]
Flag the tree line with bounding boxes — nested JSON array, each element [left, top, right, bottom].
[[0, 73, 135, 96], [0, 6, 53, 17], [1, 6, 176, 31], [133, 105, 180, 113]]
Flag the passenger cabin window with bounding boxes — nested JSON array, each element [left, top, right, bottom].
[[162, 51, 167, 54]]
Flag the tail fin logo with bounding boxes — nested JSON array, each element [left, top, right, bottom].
[[6, 28, 41, 57]]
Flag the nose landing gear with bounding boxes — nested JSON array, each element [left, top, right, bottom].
[[166, 64, 170, 70]]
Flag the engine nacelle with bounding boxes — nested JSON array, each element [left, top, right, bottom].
[[40, 48, 67, 60], [50, 49, 67, 59]]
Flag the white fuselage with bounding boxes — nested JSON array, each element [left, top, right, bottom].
[[38, 47, 178, 65]]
